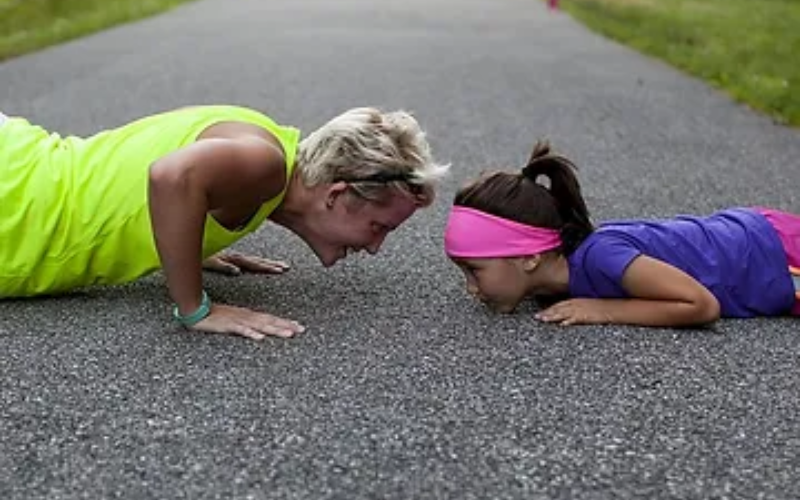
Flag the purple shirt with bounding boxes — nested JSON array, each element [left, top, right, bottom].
[[567, 207, 795, 317]]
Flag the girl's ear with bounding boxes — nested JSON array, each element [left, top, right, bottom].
[[522, 254, 542, 272]]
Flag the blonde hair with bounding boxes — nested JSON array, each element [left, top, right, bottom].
[[295, 107, 449, 206]]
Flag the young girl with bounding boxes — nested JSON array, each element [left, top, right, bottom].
[[444, 141, 800, 328], [1, 105, 448, 340]]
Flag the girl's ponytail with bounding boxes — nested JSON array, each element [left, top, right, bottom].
[[453, 139, 594, 256], [520, 141, 593, 255]]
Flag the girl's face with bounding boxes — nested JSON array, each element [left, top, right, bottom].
[[451, 257, 533, 313]]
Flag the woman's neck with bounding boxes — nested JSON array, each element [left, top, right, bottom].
[[269, 172, 315, 235]]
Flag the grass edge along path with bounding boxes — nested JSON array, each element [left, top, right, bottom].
[[0, 0, 198, 63], [555, 0, 800, 128]]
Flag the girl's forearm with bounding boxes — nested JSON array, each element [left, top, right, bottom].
[[602, 298, 720, 327]]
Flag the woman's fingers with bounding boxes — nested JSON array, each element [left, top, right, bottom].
[[202, 255, 242, 275], [228, 323, 267, 341], [243, 313, 304, 338], [222, 253, 290, 274], [201, 253, 290, 276], [192, 304, 305, 340]]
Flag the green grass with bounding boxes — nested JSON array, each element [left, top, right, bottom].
[[0, 0, 197, 62], [558, 0, 800, 127]]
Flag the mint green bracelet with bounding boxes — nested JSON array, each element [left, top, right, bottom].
[[173, 290, 211, 327]]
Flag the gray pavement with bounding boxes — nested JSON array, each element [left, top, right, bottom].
[[2, 0, 800, 498]]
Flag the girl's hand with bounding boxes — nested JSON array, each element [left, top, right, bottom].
[[535, 298, 614, 326], [202, 252, 290, 276], [191, 303, 305, 340]]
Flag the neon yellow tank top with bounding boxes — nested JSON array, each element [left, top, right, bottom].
[[0, 105, 300, 297]]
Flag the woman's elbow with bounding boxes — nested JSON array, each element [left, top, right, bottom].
[[148, 160, 199, 206], [149, 160, 182, 192]]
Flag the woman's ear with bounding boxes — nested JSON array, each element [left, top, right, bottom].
[[325, 181, 349, 209]]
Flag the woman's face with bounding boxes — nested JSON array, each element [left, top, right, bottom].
[[309, 186, 419, 267]]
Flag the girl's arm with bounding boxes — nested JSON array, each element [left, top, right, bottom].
[[537, 255, 721, 327]]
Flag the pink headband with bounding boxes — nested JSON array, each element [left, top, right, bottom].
[[444, 206, 562, 258]]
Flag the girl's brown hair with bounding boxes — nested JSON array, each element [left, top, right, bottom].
[[453, 140, 594, 255]]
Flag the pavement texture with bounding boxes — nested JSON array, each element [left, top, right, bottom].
[[2, 0, 800, 498]]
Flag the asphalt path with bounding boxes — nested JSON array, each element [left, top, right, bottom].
[[2, 0, 800, 498]]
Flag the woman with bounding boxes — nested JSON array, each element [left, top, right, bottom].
[[0, 105, 449, 340]]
